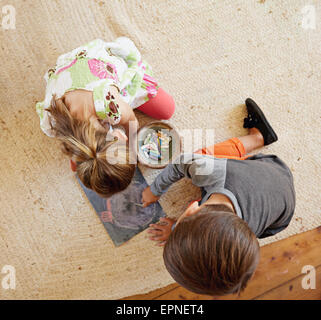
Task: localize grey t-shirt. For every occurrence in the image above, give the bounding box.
[150,153,296,238]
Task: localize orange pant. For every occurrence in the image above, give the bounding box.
[188,137,247,206]
[195,137,248,160]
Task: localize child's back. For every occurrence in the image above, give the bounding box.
[150,152,295,238]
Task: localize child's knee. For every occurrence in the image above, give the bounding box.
[158,90,175,120]
[137,87,176,120]
[162,96,175,120]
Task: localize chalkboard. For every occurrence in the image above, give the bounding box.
[76,168,165,246]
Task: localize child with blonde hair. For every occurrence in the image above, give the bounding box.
[36,37,175,196]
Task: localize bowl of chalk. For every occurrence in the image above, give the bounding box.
[137,121,182,169]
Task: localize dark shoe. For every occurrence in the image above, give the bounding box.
[243,98,278,146]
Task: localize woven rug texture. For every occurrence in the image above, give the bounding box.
[0,0,320,299]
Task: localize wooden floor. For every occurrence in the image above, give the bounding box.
[124,227,321,300]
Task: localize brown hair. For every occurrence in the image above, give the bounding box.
[163,206,260,297]
[45,95,136,197]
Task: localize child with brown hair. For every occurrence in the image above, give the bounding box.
[36,37,175,197]
[142,98,296,296]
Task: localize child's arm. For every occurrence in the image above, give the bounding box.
[151,154,196,195]
[142,186,160,208]
[142,153,209,206]
[105,37,141,66]
[108,85,139,137]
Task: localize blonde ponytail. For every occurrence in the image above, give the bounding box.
[45,95,136,197]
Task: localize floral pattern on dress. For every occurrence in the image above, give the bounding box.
[88,59,119,82]
[47,67,56,78]
[36,37,159,137]
[56,59,77,75]
[105,91,120,124]
[46,71,73,101]
[142,73,158,98]
[120,88,128,96]
[76,50,87,59]
[49,49,88,77]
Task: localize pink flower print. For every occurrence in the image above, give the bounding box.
[143,74,158,98]
[56,59,77,74]
[106,64,114,74]
[106,62,119,82]
[143,74,157,86]
[138,60,146,71]
[88,59,119,81]
[146,86,158,98]
[120,88,127,96]
[88,59,107,79]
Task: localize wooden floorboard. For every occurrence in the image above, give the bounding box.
[123,226,321,300]
[122,283,179,300]
[254,264,321,300]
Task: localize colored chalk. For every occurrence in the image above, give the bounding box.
[141,130,171,161]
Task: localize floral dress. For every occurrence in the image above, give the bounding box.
[36,37,159,137]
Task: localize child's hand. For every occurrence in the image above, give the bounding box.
[147,217,176,246]
[142,186,160,207]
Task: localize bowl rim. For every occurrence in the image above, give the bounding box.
[136,121,182,169]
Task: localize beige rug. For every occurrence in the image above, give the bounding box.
[0,0,320,299]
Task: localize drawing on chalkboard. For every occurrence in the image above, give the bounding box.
[76,168,165,246]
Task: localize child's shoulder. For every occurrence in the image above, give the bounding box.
[52,39,106,68]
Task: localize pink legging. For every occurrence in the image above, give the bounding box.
[136,87,175,120]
